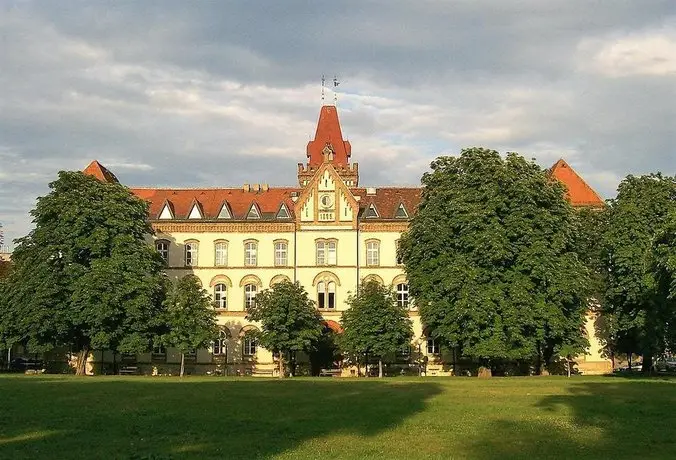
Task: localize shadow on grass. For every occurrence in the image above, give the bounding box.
[466,377,676,459]
[0,376,441,459]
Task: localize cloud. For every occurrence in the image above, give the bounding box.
[1,1,675,245]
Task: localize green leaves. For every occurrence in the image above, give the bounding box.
[401,148,589,364]
[340,280,413,359]
[245,281,323,356]
[162,275,217,354]
[0,171,168,355]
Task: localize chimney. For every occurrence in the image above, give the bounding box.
[243,183,250,192]
[366,187,377,196]
[252,184,260,192]
[262,183,269,192]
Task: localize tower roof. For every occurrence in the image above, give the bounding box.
[306,105,352,166]
[550,159,604,207]
[83,160,119,183]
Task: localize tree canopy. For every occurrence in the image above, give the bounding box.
[399,148,589,371]
[0,171,168,374]
[245,280,324,378]
[340,280,413,377]
[601,174,676,371]
[162,274,218,377]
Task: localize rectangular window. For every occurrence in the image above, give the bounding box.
[244,284,257,310]
[185,242,198,267]
[327,241,336,265]
[274,241,288,266]
[366,241,380,266]
[243,337,257,356]
[427,338,439,355]
[214,242,228,267]
[156,241,169,262]
[396,283,409,309]
[316,241,337,266]
[244,242,257,267]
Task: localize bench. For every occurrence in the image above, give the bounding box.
[252,368,275,377]
[119,366,139,375]
[319,368,341,377]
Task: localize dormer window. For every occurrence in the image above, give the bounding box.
[395,203,409,219]
[364,203,379,218]
[247,203,261,219]
[276,203,290,219]
[217,202,232,219]
[159,202,174,219]
[188,202,203,219]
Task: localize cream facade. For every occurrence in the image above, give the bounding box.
[80,104,611,376]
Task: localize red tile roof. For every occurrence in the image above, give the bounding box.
[83,160,119,183]
[307,105,352,167]
[353,187,422,220]
[550,159,604,207]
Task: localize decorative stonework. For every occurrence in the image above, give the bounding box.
[151,222,295,233]
[359,222,410,232]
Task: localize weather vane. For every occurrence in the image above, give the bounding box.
[333,76,340,105]
[321,75,326,102]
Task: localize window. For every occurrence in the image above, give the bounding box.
[243,335,257,356]
[184,242,199,267]
[246,204,261,219]
[214,242,228,267]
[394,203,409,218]
[364,203,379,218]
[244,283,257,309]
[152,345,166,363]
[244,241,257,267]
[316,241,337,266]
[396,283,409,309]
[427,337,439,355]
[213,330,228,356]
[317,281,336,309]
[156,240,169,262]
[274,241,288,266]
[276,204,290,219]
[213,283,227,309]
[366,241,380,266]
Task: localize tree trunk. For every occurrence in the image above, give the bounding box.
[278,352,285,379]
[75,346,89,376]
[642,350,653,376]
[567,357,571,378]
[180,353,185,378]
[378,359,383,378]
[535,342,542,375]
[628,353,633,372]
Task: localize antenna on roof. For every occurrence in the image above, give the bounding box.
[333,76,340,105]
[321,75,325,103]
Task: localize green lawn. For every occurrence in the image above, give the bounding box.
[0,375,675,459]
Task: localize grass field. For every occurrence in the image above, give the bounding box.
[1,375,675,459]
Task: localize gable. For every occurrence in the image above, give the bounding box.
[294,162,359,226]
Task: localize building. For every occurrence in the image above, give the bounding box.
[0,245,11,262]
[82,105,610,376]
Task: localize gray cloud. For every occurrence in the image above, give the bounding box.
[1,0,675,245]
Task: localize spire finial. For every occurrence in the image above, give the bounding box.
[321,75,325,103]
[333,76,340,105]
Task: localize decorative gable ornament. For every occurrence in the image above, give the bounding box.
[246,203,261,219]
[158,202,174,220]
[395,203,409,218]
[188,201,203,219]
[364,203,379,218]
[217,202,232,219]
[276,203,291,219]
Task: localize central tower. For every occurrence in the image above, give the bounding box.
[298,105,359,187]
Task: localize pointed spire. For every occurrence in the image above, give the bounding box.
[550,159,604,207]
[83,160,119,183]
[306,106,352,167]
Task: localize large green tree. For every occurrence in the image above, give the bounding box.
[400,148,589,374]
[0,171,167,374]
[602,174,676,373]
[340,280,413,378]
[246,280,324,378]
[162,275,218,377]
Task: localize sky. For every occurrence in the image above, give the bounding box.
[1,1,675,246]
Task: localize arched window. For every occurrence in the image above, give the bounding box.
[243,334,257,356]
[184,241,199,267]
[396,283,409,309]
[317,281,336,309]
[214,241,228,267]
[366,240,380,266]
[213,329,229,356]
[155,240,169,262]
[274,241,288,266]
[213,283,227,309]
[427,337,439,355]
[244,241,257,267]
[244,283,257,309]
